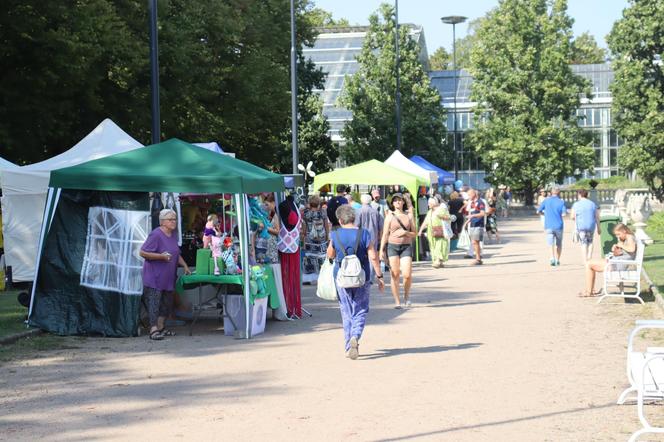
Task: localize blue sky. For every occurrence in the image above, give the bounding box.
[313,0,628,56]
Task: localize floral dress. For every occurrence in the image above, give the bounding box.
[302,208,328,282]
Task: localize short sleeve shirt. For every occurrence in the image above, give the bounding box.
[331,228,372,282]
[326,196,348,227]
[538,196,567,231]
[141,227,181,291]
[466,199,486,228]
[572,198,598,231]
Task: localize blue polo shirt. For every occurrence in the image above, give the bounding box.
[538,196,566,231]
[467,199,486,228]
[572,198,598,231]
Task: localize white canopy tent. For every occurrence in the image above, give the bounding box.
[0,156,19,174]
[0,119,143,282]
[384,150,438,186]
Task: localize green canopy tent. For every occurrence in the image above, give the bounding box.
[313,159,428,257]
[29,138,284,338]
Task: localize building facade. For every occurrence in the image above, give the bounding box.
[308,27,620,183]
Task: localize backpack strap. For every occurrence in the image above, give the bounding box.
[334,230,345,258]
[353,228,363,255]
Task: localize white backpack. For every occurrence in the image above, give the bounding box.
[334,229,366,289]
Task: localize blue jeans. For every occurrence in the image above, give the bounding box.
[337,282,371,351]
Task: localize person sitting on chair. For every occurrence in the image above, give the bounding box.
[579,223,637,297]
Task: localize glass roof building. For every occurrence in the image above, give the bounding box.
[429,62,621,181]
[305,26,429,143]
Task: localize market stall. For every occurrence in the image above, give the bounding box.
[28,138,284,338]
[312,159,428,258]
[384,150,438,186]
[409,155,455,186]
[1,119,142,282]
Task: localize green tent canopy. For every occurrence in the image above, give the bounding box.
[49,138,284,194]
[30,139,283,339]
[313,159,428,198]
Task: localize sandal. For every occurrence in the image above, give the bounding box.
[149,330,164,341]
[577,291,600,298]
[158,328,176,337]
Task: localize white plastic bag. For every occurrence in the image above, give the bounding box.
[457,229,471,250]
[316,259,338,301]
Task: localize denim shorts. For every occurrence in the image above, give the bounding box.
[469,227,484,242]
[387,242,412,258]
[546,229,563,246]
[577,229,594,245]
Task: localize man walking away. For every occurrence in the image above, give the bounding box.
[327,185,349,229]
[537,187,567,266]
[464,189,486,265]
[571,189,600,262]
[355,194,383,280]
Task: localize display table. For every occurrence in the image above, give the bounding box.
[175,267,280,335]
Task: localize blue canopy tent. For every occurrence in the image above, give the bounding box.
[410,156,455,185]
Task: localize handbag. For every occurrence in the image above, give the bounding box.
[316,258,338,301]
[429,211,445,238]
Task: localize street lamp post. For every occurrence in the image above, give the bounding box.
[441,15,467,181]
[149,0,160,144]
[290,0,299,175]
[395,0,401,151]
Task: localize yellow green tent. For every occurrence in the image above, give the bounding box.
[313,159,428,197]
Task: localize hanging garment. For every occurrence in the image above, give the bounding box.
[279,250,301,317]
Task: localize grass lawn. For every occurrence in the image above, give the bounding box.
[0,290,29,338]
[644,214,664,295]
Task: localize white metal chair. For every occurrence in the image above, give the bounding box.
[617,320,664,441]
[597,239,645,304]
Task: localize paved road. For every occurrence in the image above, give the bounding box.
[1,215,661,441]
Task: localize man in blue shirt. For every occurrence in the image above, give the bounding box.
[537,187,567,266]
[327,185,349,229]
[571,189,600,262]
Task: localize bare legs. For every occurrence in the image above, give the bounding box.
[581,242,594,262]
[388,255,413,307]
[583,258,606,296]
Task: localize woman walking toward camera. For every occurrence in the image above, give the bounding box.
[418,197,451,268]
[380,193,417,308]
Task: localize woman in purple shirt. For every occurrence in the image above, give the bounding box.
[140,209,191,340]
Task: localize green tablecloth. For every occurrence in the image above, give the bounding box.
[175,266,280,309]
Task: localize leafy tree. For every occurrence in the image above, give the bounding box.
[570,31,607,64]
[340,3,446,164]
[306,7,351,28]
[468,0,593,205]
[607,0,664,201]
[449,18,485,70]
[429,47,451,71]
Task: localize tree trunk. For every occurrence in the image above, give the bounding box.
[524,181,535,207]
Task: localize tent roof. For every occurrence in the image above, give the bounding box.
[385,150,437,185]
[49,138,284,194]
[0,156,18,170]
[22,119,143,172]
[312,159,427,197]
[410,155,455,185]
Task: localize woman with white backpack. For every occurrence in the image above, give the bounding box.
[326,204,384,360]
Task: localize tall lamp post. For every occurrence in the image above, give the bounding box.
[395,0,401,151]
[441,15,467,181]
[290,0,299,174]
[149,0,160,144]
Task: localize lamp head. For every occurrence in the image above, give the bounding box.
[441,15,467,25]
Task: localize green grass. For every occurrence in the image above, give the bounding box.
[568,176,651,190]
[0,290,29,338]
[644,212,664,295]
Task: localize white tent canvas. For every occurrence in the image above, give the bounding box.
[1,119,143,282]
[0,156,18,171]
[384,150,438,185]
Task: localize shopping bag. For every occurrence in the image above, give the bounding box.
[457,229,471,250]
[316,259,338,301]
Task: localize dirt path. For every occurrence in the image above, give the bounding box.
[1,215,661,441]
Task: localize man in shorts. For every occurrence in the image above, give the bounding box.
[571,189,600,262]
[326,185,349,229]
[464,189,486,265]
[537,187,567,266]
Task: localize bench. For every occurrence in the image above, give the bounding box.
[597,238,646,304]
[618,320,664,441]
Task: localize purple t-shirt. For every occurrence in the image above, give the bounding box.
[141,227,180,291]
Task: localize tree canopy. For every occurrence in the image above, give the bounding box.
[339,3,446,164]
[570,32,607,64]
[607,0,664,200]
[0,0,334,173]
[429,47,450,71]
[468,0,593,203]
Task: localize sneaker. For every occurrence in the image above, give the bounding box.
[405,299,412,307]
[554,259,560,266]
[348,337,359,360]
[550,258,556,266]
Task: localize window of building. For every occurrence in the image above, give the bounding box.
[609,148,618,167]
[595,149,603,168]
[80,207,151,295]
